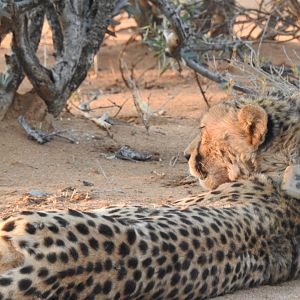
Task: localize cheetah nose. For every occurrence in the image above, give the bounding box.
[184,153,191,161]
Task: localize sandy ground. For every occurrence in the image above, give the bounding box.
[0,11,300,300]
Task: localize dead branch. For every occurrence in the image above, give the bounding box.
[119,35,153,134]
[18,116,76,144]
[18,116,52,144]
[120,59,151,133]
[183,50,258,95]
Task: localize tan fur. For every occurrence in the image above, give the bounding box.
[185,97,300,190]
[237,104,268,147]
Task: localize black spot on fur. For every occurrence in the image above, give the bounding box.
[83,212,97,218]
[198,254,207,265]
[68,209,84,218]
[179,241,189,251]
[21,211,34,215]
[79,242,89,256]
[59,252,69,263]
[54,216,69,227]
[25,223,36,234]
[20,266,34,274]
[225,263,232,275]
[44,237,54,247]
[38,268,49,278]
[45,275,57,285]
[190,268,199,280]
[142,258,152,268]
[94,261,103,273]
[171,273,181,286]
[93,283,102,294]
[35,253,44,261]
[69,247,79,261]
[98,224,114,238]
[216,250,225,262]
[104,258,113,271]
[18,279,32,291]
[0,277,12,286]
[124,280,136,295]
[133,270,142,281]
[48,223,59,234]
[103,280,112,294]
[119,242,130,257]
[67,231,78,242]
[56,239,65,247]
[75,223,90,235]
[128,257,138,269]
[103,241,114,254]
[2,221,15,232]
[144,281,155,292]
[127,229,137,245]
[89,238,99,251]
[117,266,127,281]
[37,212,47,217]
[47,252,57,263]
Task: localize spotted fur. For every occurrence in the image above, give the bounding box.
[0,175,300,299]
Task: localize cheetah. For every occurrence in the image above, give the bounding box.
[0,96,299,299]
[184,96,299,190]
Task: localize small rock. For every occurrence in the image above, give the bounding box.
[29,190,48,197]
[83,180,94,187]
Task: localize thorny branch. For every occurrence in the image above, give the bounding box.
[149,0,258,96]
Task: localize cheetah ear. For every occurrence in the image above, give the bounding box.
[238,104,268,148]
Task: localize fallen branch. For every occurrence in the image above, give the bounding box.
[18,116,52,144]
[18,116,76,144]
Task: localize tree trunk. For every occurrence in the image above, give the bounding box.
[0,0,117,118]
[0,6,44,120]
[11,0,117,116]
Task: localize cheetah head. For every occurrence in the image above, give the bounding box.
[185,102,269,190]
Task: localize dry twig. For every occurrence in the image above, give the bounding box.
[18,116,77,144]
[194,72,211,108]
[119,36,153,134]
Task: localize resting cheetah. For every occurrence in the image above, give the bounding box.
[0,97,299,299]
